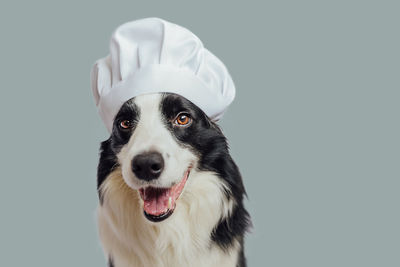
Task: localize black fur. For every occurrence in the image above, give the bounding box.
[160,94,250,255]
[97,101,140,204]
[97,93,250,266]
[108,256,114,267]
[237,242,247,267]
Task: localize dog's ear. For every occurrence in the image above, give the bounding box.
[91,56,112,106]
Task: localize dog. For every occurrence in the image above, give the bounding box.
[96,93,250,267]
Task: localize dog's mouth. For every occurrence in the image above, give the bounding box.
[138,168,190,222]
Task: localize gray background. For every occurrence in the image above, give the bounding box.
[0,0,399,266]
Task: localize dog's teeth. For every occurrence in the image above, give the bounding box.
[168,197,172,209]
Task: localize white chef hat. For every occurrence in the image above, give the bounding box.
[91,17,236,132]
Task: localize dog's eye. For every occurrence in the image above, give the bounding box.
[119,120,133,129]
[174,113,192,126]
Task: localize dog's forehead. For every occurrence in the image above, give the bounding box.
[133,94,163,114]
[131,93,198,119]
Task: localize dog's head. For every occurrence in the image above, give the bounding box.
[100,93,233,223]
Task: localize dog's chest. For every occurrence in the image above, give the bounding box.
[98,205,239,267]
[97,170,239,267]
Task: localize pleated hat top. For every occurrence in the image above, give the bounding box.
[91,17,236,132]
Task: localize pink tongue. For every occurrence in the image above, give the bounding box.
[140,170,189,216]
[142,188,172,216]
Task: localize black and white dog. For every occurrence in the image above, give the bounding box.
[96,93,250,267]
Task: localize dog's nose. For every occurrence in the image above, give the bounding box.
[131,152,164,181]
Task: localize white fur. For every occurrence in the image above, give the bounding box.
[97,94,238,266]
[97,168,237,267]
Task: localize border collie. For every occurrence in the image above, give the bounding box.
[96,93,250,267]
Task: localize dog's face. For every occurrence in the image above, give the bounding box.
[107,93,225,222]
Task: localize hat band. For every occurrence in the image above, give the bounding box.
[98,65,226,132]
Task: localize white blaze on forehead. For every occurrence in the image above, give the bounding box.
[117,93,197,189]
[129,94,168,153]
